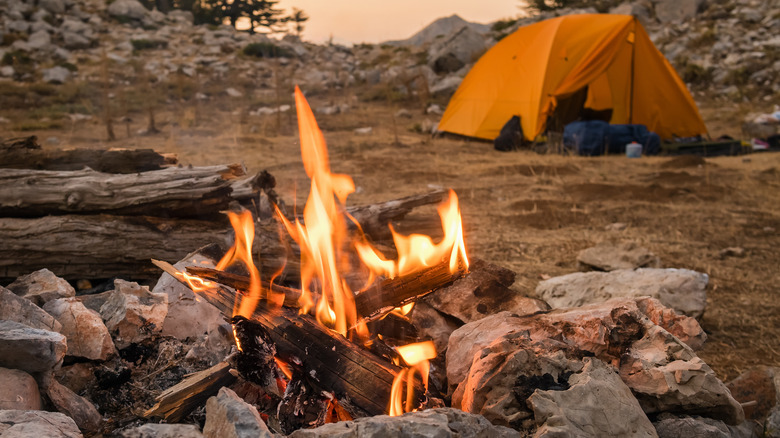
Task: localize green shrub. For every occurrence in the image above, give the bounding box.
[131,39,168,51]
[1,50,32,66]
[242,42,293,58]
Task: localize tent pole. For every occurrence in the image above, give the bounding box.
[629,17,636,124]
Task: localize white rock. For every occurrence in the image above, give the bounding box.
[576,241,661,271]
[204,387,273,438]
[354,127,373,135]
[119,423,204,437]
[535,268,708,318]
[99,279,168,349]
[428,25,487,74]
[226,87,242,97]
[107,0,149,21]
[0,410,82,438]
[7,268,75,306]
[44,298,116,361]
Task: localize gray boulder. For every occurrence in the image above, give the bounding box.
[428,25,487,74]
[653,0,706,23]
[27,30,53,51]
[203,387,273,438]
[107,0,149,21]
[287,408,519,438]
[39,0,66,15]
[42,66,72,84]
[0,320,67,373]
[0,410,82,437]
[7,268,75,306]
[0,286,62,332]
[653,413,758,438]
[535,268,708,318]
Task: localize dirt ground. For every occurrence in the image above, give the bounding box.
[3,91,779,383]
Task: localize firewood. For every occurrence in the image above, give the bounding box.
[184,262,466,322]
[199,287,424,417]
[0,164,245,218]
[0,215,290,282]
[0,138,177,173]
[143,361,237,422]
[346,189,446,239]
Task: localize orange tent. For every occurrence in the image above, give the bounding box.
[438,14,707,141]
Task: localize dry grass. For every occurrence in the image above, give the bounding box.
[1,84,778,382]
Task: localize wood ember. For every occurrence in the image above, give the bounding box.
[143,361,237,423]
[230,316,279,388]
[277,359,332,434]
[199,288,423,417]
[0,137,177,173]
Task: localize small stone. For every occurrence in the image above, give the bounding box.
[653,413,758,438]
[44,298,116,361]
[226,87,242,97]
[55,363,95,394]
[719,247,746,259]
[354,127,373,135]
[99,279,168,349]
[0,410,82,438]
[118,423,204,438]
[726,367,780,421]
[203,387,273,438]
[40,375,102,434]
[0,320,67,373]
[42,66,72,84]
[0,286,62,332]
[7,268,75,306]
[0,367,42,410]
[394,108,413,118]
[605,222,627,231]
[426,104,443,115]
[287,408,519,437]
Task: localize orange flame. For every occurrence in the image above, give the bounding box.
[356,189,469,279]
[174,271,215,293]
[276,86,360,338]
[389,340,436,416]
[216,210,263,318]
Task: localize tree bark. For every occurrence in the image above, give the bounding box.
[0,165,246,218]
[0,139,177,173]
[0,215,291,282]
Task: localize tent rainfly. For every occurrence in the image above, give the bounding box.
[438,14,708,141]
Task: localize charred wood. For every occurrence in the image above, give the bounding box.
[199,288,423,417]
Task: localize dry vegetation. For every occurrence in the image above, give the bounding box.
[1,81,779,383]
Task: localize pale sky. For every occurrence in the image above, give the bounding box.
[277,0,520,45]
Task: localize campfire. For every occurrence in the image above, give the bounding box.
[149,86,470,432]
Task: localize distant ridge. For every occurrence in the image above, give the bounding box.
[383,14,490,47]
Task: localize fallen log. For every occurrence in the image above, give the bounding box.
[0,137,177,173]
[0,164,245,218]
[0,215,291,282]
[199,287,423,417]
[144,361,236,422]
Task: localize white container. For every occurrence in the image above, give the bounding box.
[626,142,642,158]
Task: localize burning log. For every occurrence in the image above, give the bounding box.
[185,261,466,322]
[199,287,424,417]
[0,137,177,173]
[0,164,246,218]
[143,361,237,422]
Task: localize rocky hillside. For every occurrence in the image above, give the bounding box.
[0,0,776,136]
